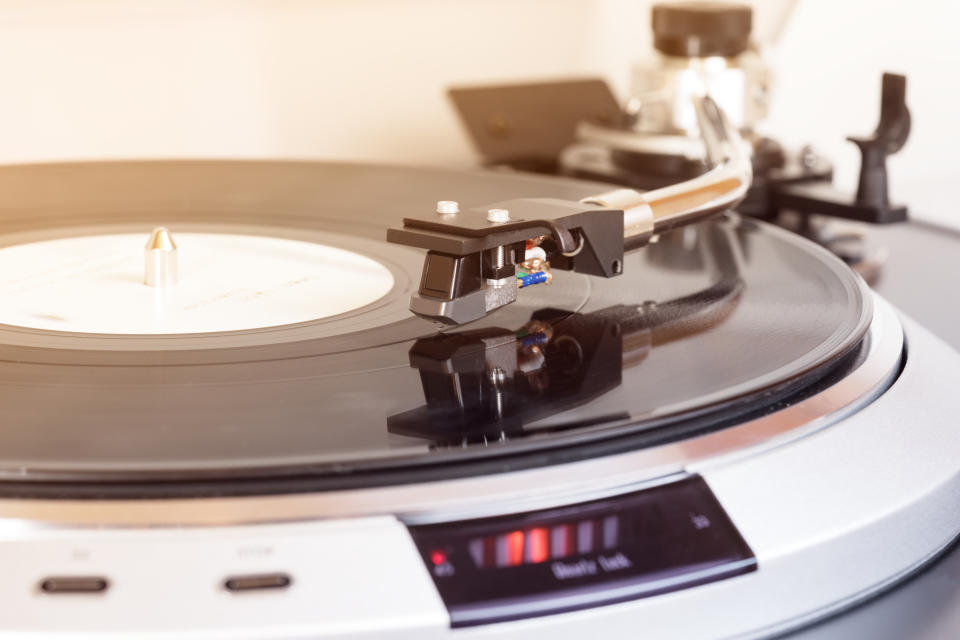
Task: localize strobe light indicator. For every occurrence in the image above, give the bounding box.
[408,476,756,626]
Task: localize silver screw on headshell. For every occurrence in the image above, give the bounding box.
[485,209,511,287]
[436,200,460,215]
[486,244,510,288]
[486,208,510,223]
[492,245,506,270]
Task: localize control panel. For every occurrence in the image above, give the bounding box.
[408,476,755,626]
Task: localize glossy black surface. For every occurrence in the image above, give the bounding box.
[0,162,870,487]
[409,475,755,626]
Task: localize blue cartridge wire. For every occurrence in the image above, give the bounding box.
[519,271,548,288]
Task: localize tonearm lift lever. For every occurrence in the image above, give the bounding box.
[386,95,752,325]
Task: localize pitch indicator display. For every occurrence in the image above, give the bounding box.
[408,475,755,626]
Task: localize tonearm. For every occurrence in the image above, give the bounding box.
[386,95,751,325]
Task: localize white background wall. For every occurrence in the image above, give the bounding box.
[0,0,956,225]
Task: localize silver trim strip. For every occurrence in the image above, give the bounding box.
[0,295,902,529]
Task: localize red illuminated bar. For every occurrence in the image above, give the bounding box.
[527,528,549,564]
[506,531,525,566]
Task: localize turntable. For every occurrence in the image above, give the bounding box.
[0,81,955,640]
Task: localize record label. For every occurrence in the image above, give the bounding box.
[0,232,394,334]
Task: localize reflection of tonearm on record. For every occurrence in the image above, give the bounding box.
[387,220,745,447]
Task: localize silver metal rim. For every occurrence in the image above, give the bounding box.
[0,295,902,529]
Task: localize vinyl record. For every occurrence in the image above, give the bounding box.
[0,161,871,494]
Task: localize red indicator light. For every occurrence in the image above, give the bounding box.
[506,530,525,567]
[430,550,447,566]
[528,527,549,563]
